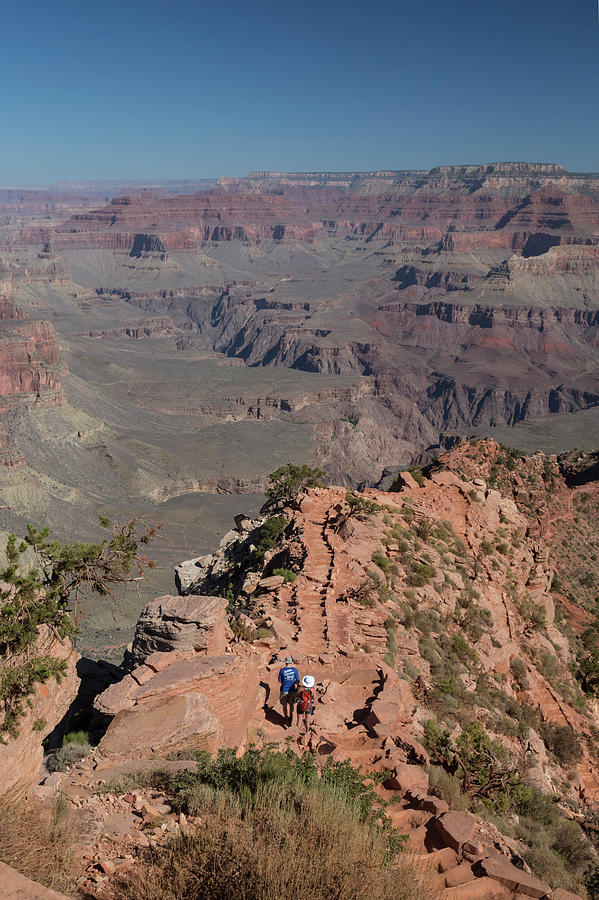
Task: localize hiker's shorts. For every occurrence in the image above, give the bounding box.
[280,690,294,706]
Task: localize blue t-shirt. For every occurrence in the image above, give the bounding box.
[278,666,299,693]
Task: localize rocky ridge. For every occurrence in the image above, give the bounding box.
[19,450,599,898]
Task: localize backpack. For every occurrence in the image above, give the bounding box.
[297,688,313,714]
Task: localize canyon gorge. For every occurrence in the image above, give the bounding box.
[2,163,599,652]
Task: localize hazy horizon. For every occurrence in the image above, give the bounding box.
[3,160,599,192]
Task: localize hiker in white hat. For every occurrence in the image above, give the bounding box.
[295,674,315,730]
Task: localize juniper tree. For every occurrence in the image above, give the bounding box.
[0,517,158,739]
[265,463,326,507]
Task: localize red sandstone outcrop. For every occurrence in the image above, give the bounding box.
[97,654,259,757]
[95,595,258,759]
[0,627,79,793]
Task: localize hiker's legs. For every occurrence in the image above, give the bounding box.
[280,692,290,723]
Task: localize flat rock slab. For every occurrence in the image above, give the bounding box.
[102,810,139,839]
[132,655,236,701]
[98,690,221,758]
[444,862,477,887]
[0,860,71,899]
[68,806,105,848]
[474,856,550,899]
[257,575,285,590]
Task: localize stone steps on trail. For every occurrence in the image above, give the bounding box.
[292,503,347,655]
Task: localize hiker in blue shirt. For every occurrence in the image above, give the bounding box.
[278,656,300,726]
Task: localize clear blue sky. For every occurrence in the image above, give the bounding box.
[1,0,598,183]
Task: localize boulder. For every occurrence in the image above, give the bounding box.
[174,555,212,593]
[474,856,550,898]
[94,673,138,715]
[408,792,449,816]
[444,863,477,887]
[433,810,477,852]
[394,471,421,491]
[219,529,240,549]
[127,594,228,665]
[552,890,584,900]
[384,763,429,795]
[97,691,222,757]
[257,575,285,591]
[391,726,430,765]
[234,514,253,532]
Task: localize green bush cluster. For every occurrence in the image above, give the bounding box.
[271,567,297,583]
[539,723,582,766]
[371,550,391,577]
[112,747,428,900]
[253,515,288,563]
[510,656,530,690]
[47,742,91,773]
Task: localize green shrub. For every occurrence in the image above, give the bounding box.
[63,728,89,746]
[427,766,469,811]
[401,504,415,523]
[97,770,172,795]
[510,657,530,691]
[407,562,436,587]
[383,618,397,668]
[480,539,494,555]
[47,742,90,773]
[540,724,582,766]
[271,567,296,583]
[519,596,547,630]
[253,516,287,562]
[231,619,258,642]
[372,551,390,577]
[451,634,478,666]
[344,492,380,521]
[422,719,453,762]
[415,518,433,540]
[407,466,424,487]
